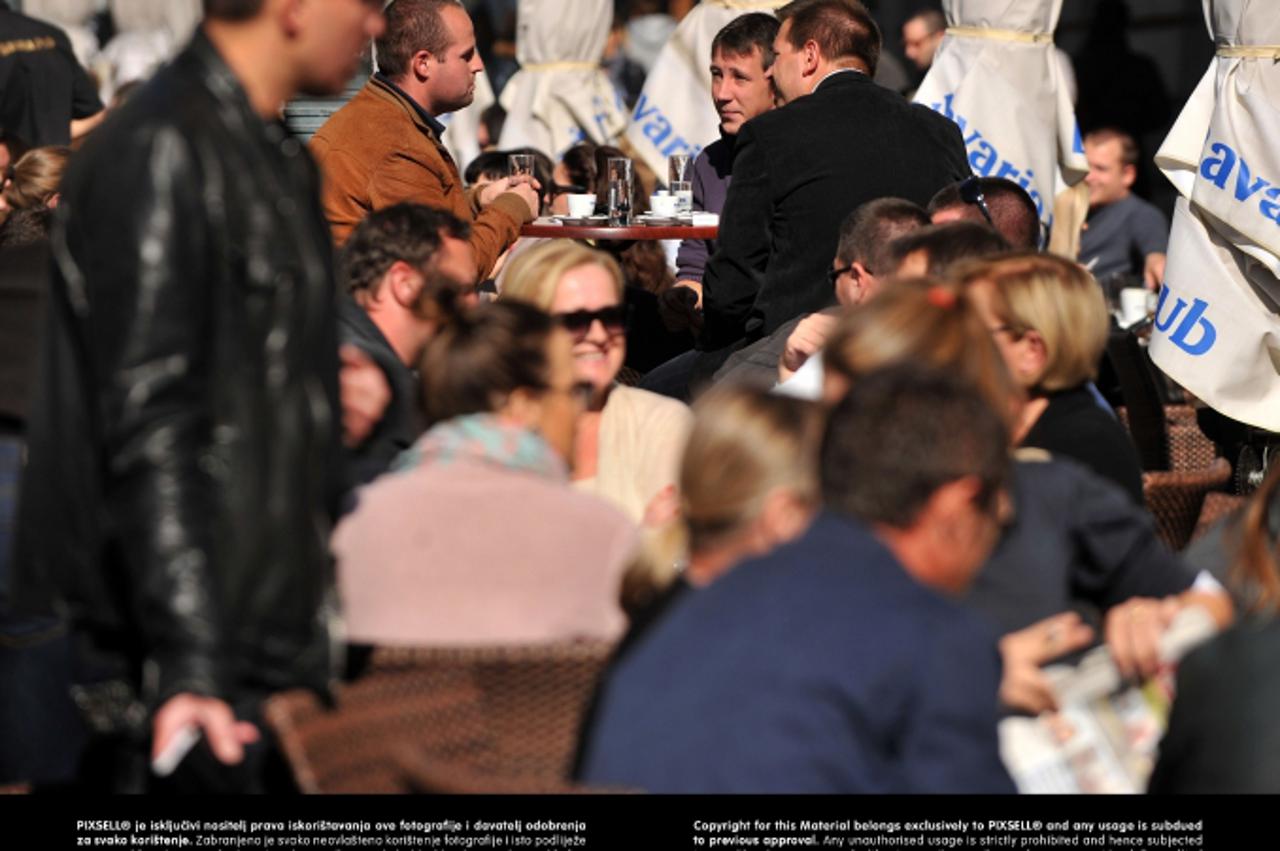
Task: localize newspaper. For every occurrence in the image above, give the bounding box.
[998,606,1218,794]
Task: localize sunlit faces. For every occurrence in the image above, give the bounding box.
[422,3,485,114]
[550,264,626,405]
[1083,137,1134,209]
[710,46,776,135]
[293,0,386,97]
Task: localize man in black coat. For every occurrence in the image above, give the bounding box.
[12,0,387,791]
[697,0,970,377]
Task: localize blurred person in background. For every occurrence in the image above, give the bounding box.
[1079,127,1167,291]
[0,2,104,153]
[901,7,944,73]
[333,301,636,646]
[0,145,70,226]
[501,241,692,525]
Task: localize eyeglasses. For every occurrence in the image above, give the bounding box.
[827,263,855,285]
[959,176,996,228]
[554,305,628,342]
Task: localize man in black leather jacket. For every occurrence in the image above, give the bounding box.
[12,0,386,791]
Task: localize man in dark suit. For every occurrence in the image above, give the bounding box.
[697,0,969,379]
[578,365,1016,793]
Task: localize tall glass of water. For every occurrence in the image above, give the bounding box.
[606,157,633,226]
[668,153,693,215]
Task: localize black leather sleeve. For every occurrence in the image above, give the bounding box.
[69,125,224,705]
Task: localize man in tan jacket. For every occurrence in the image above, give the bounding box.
[311,0,538,279]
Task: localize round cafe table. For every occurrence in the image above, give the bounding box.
[519,222,718,241]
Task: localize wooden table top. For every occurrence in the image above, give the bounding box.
[520,222,718,241]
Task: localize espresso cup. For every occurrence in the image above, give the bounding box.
[566,194,596,218]
[649,194,679,217]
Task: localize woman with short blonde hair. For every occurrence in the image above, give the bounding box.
[501,240,692,524]
[956,252,1142,502]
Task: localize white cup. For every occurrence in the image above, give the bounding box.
[649,194,678,217]
[1119,287,1148,327]
[566,194,596,218]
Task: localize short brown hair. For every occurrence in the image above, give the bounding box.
[777,0,880,75]
[1085,127,1140,168]
[377,0,463,78]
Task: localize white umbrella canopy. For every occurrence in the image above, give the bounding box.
[623,0,784,182]
[1150,0,1280,431]
[914,0,1086,239]
[21,0,99,66]
[496,0,627,158]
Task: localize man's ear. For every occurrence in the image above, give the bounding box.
[412,49,434,82]
[850,261,878,303]
[386,261,425,309]
[1122,163,1137,189]
[803,39,821,74]
[277,0,304,38]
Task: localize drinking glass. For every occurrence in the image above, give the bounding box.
[606,157,633,226]
[668,153,692,185]
[508,153,535,177]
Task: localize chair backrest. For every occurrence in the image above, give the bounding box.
[1143,458,1233,551]
[1191,492,1247,544]
[264,640,613,794]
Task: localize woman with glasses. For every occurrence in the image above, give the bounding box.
[501,241,693,525]
[959,252,1144,504]
[331,301,636,646]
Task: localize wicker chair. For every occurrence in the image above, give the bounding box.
[1117,404,1220,474]
[264,641,613,794]
[1143,458,1232,551]
[1191,492,1247,543]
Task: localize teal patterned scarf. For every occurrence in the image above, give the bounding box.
[393,413,567,481]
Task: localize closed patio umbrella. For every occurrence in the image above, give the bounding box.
[623,0,783,182]
[1150,0,1280,431]
[914,0,1087,251]
[496,0,626,158]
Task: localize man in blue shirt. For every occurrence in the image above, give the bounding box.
[579,365,1016,793]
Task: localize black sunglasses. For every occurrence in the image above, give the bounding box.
[554,305,629,341]
[959,176,996,228]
